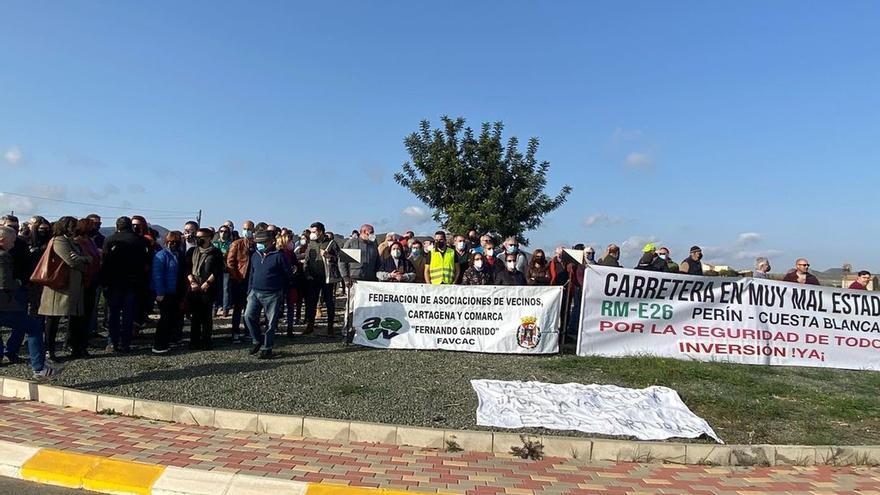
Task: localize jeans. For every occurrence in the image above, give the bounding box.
[244,289,282,350]
[216,273,232,311]
[106,287,136,351]
[3,286,30,357]
[229,279,248,338]
[0,290,46,371]
[566,287,583,338]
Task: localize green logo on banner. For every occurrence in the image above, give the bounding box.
[361,317,403,340]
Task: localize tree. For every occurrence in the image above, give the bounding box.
[394,116,572,244]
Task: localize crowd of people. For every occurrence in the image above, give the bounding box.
[0,213,869,380]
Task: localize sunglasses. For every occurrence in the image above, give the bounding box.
[797,263,810,267]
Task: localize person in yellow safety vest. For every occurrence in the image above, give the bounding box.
[424,231,459,285]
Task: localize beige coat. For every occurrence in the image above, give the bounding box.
[38,236,91,317]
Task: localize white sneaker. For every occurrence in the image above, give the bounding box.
[33,365,61,381]
[151,347,169,354]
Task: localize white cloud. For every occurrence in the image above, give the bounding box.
[584,213,622,228]
[626,152,654,168]
[401,206,430,225]
[4,146,22,166]
[737,232,761,245]
[610,128,643,147]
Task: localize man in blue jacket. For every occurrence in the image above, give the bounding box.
[151,231,182,354]
[245,229,292,359]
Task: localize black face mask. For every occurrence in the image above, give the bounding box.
[197,238,211,248]
[435,241,446,250]
[168,242,181,251]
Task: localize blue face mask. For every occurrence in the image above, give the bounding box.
[256,243,266,252]
[506,245,518,254]
[411,248,422,257]
[243,230,254,239]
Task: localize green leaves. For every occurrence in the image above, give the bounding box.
[394,116,572,243]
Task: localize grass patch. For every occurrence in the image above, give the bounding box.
[331,382,382,397]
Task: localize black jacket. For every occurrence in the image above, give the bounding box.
[102,231,152,289]
[184,246,225,301]
[495,269,527,286]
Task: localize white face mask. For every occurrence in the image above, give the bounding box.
[456,241,465,250]
[506,261,516,271]
[474,260,484,270]
[425,245,433,253]
[391,250,401,259]
[485,248,494,257]
[367,233,376,242]
[309,232,318,241]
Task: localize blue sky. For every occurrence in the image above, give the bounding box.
[1,1,877,271]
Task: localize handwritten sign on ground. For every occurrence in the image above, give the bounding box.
[352,282,562,354]
[578,265,880,371]
[471,379,722,443]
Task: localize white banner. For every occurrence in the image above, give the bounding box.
[472,379,722,443]
[352,282,562,354]
[578,265,880,371]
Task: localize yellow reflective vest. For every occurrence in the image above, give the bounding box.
[428,249,456,285]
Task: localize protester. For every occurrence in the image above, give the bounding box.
[453,234,470,283]
[377,232,397,260]
[582,245,597,265]
[68,218,101,359]
[302,222,339,336]
[276,231,303,335]
[340,224,381,286]
[849,270,872,290]
[658,247,678,273]
[598,244,621,267]
[495,252,527,286]
[680,246,704,275]
[226,220,255,343]
[184,228,224,350]
[782,258,820,285]
[102,217,151,353]
[151,231,183,354]
[86,214,105,251]
[461,252,493,285]
[0,226,58,379]
[496,236,528,273]
[526,249,551,285]
[377,241,415,282]
[38,217,92,362]
[408,240,427,284]
[0,215,34,363]
[635,243,666,272]
[245,229,292,359]
[213,224,234,317]
[182,221,199,253]
[753,257,771,279]
[425,231,458,285]
[549,247,569,286]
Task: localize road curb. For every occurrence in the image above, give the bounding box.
[3,376,880,466]
[0,439,433,495]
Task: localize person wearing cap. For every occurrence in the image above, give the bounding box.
[680,246,704,275]
[782,258,820,285]
[598,244,621,267]
[244,229,292,359]
[635,243,666,271]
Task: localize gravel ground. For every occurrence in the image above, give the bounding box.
[0,307,551,433]
[2,300,878,445]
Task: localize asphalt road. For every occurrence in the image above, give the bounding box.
[0,477,83,494]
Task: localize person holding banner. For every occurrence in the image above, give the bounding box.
[461,252,493,285]
[408,240,427,284]
[782,258,820,285]
[377,242,415,283]
[597,244,621,267]
[425,231,459,285]
[495,252,527,286]
[679,246,704,275]
[849,271,871,290]
[753,257,771,279]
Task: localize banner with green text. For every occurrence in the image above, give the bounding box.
[352,282,562,354]
[577,265,880,371]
